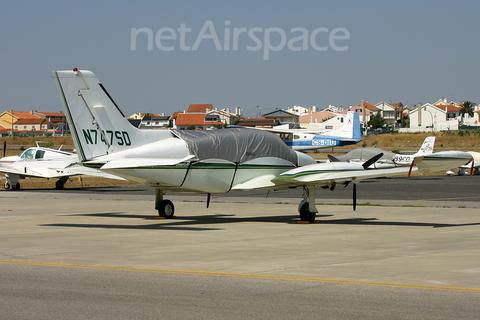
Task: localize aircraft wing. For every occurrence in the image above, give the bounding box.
[0,159,80,179]
[0,159,126,180]
[232,151,472,191]
[459,151,480,169]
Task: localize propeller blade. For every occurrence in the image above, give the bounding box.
[3,141,5,158]
[327,154,341,162]
[362,153,384,169]
[353,184,357,211]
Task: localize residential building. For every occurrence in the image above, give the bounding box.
[175,113,223,130]
[286,105,312,116]
[298,110,338,127]
[171,104,241,130]
[262,109,299,127]
[140,114,170,129]
[404,103,460,132]
[187,104,212,113]
[0,110,63,135]
[236,118,280,128]
[374,102,398,125]
[342,104,374,124]
[13,117,47,132]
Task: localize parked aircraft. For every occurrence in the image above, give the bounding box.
[53,69,472,222]
[328,137,436,169]
[264,112,362,151]
[448,151,480,175]
[0,143,124,190]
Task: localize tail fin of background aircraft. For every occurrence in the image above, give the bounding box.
[414,136,435,157]
[323,111,361,141]
[53,69,172,161]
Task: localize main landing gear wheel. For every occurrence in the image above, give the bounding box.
[299,202,316,223]
[11,182,20,190]
[157,200,175,219]
[55,180,65,190]
[4,181,10,190]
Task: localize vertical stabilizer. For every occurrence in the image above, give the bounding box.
[53,69,172,161]
[324,111,361,140]
[414,136,435,156]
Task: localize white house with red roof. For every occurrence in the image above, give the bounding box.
[403,103,460,132]
[172,105,241,130]
[0,110,65,135]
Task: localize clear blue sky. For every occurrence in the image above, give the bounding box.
[1,0,479,118]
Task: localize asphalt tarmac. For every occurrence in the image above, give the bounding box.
[1,175,480,318]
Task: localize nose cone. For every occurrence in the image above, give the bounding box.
[0,156,19,167]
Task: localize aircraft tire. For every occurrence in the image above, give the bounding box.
[299,202,316,223]
[4,181,10,190]
[11,182,20,190]
[158,200,175,219]
[55,180,65,190]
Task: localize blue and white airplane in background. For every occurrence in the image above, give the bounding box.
[259,111,362,151]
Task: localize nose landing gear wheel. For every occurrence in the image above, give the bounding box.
[4,181,11,190]
[55,180,65,190]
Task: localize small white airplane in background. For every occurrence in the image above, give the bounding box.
[328,136,436,169]
[53,69,472,223]
[262,112,362,151]
[0,142,124,190]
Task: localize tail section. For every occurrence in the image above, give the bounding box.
[414,136,435,157]
[53,69,171,161]
[393,136,435,166]
[323,111,361,141]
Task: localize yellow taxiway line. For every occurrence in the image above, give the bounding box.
[1,259,479,293]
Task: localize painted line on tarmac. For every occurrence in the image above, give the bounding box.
[1,259,479,293]
[376,196,480,204]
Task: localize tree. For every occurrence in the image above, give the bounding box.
[401,115,410,128]
[460,101,475,118]
[368,113,385,129]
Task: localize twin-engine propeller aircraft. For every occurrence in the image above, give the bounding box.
[53,69,472,222]
[0,142,124,190]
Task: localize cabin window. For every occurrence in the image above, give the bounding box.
[20,149,35,159]
[35,150,45,159]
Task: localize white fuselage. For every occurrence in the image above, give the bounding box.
[89,139,315,193]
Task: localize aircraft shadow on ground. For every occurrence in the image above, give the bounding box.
[319,217,480,228]
[42,212,480,230]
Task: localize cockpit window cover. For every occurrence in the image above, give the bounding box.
[173,128,298,165]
